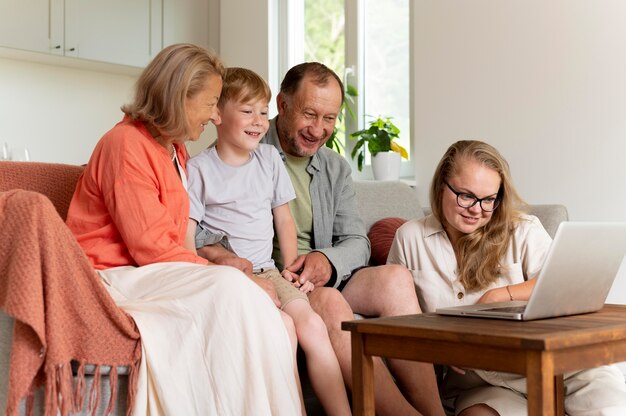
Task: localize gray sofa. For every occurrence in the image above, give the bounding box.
[0,175,569,415]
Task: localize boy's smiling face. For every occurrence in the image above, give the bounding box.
[216,97,270,156]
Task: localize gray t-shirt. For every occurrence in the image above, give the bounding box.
[187,144,296,269]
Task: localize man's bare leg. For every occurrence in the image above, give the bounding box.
[342,265,445,416]
[309,287,420,416]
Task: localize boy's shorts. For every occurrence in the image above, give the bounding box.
[255,268,308,309]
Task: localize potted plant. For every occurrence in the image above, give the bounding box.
[350,116,408,180]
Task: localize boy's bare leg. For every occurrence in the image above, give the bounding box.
[279,310,306,416]
[284,299,351,416]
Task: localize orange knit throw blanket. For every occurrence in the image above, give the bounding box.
[0,190,141,415]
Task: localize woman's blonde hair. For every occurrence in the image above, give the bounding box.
[122,43,225,139]
[218,67,271,108]
[430,140,526,291]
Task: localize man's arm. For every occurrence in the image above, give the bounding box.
[289,153,370,289]
[312,160,370,288]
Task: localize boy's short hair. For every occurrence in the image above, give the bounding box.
[218,67,271,108]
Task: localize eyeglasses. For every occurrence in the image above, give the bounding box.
[445,181,500,212]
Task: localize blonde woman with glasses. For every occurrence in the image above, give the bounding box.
[388,140,626,416]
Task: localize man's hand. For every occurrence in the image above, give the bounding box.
[250,275,281,308]
[285,251,332,288]
[197,245,253,277]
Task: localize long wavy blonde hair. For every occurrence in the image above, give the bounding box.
[430,140,526,291]
[122,43,225,139]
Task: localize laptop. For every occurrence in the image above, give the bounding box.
[436,222,626,321]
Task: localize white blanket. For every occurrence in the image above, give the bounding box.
[99,262,301,415]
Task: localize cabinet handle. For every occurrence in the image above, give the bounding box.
[52,45,61,49]
[67,47,76,52]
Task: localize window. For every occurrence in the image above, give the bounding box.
[279,0,412,178]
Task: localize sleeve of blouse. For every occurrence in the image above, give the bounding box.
[100,138,207,266]
[520,215,553,280]
[387,222,412,268]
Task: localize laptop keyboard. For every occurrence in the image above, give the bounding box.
[484,305,526,314]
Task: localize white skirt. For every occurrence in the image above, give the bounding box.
[98,262,301,416]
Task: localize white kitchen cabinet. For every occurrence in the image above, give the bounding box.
[162,0,211,49]
[0,0,162,68]
[0,0,63,56]
[64,0,162,67]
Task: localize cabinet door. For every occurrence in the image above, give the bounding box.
[64,0,160,67]
[162,0,210,49]
[0,0,63,55]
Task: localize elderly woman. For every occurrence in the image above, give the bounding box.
[388,140,626,416]
[66,44,301,415]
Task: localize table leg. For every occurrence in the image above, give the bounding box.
[554,374,565,416]
[526,351,555,416]
[351,332,375,416]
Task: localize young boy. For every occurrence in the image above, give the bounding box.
[186,68,350,416]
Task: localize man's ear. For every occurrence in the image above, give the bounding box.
[276,93,287,114]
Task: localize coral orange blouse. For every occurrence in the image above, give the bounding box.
[67,116,208,270]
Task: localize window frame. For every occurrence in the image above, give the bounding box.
[273,0,415,180]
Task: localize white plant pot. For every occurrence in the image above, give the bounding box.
[371,151,401,181]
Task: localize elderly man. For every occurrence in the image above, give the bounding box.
[195,62,444,415]
[261,62,445,416]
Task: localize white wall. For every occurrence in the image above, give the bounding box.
[411,3,626,375]
[411,0,626,222]
[0,55,136,164]
[217,0,270,80]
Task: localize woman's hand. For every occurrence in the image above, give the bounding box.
[197,245,253,277]
[477,280,535,304]
[476,287,510,304]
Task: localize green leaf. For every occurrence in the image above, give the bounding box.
[346,84,358,97]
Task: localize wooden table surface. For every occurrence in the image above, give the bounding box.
[342,304,626,416]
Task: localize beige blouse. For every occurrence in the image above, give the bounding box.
[387,214,552,313]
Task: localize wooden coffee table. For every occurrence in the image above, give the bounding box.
[342,304,626,416]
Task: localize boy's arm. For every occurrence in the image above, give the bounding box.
[185,219,199,253]
[272,203,297,269]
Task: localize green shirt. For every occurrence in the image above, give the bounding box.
[264,117,370,288]
[272,153,313,270]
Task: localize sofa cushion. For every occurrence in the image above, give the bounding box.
[368,217,407,265]
[353,180,424,232]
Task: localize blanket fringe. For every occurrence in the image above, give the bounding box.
[87,365,102,416]
[104,366,117,416]
[22,360,138,416]
[126,360,139,416]
[73,361,87,410]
